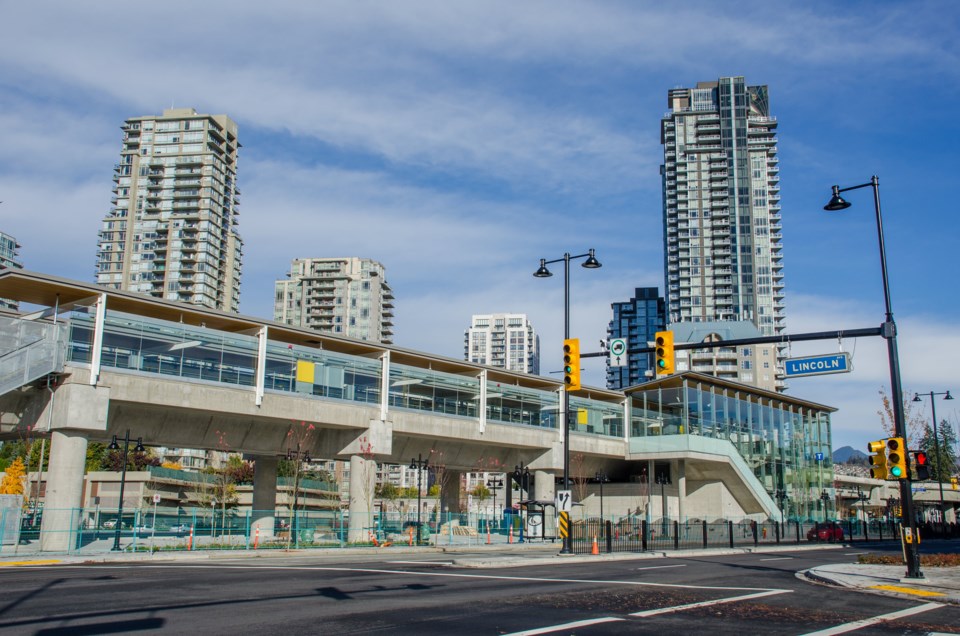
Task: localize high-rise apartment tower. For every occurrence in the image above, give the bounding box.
[464,313,540,374]
[660,77,785,390]
[274,257,394,344]
[96,108,242,312]
[606,288,665,390]
[0,231,23,310]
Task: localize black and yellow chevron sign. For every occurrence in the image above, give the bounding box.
[558,511,569,539]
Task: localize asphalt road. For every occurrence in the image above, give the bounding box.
[1,547,958,635]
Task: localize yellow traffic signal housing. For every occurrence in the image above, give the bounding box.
[563,338,581,391]
[886,437,908,479]
[655,331,675,376]
[867,439,888,479]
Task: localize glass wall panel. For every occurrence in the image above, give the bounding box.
[569,397,622,437]
[267,344,381,404]
[389,363,480,418]
[486,383,558,428]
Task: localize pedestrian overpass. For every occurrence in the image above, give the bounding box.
[0,270,786,551]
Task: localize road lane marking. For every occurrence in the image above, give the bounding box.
[636,564,687,571]
[869,584,945,598]
[800,602,944,636]
[759,557,793,561]
[844,552,867,556]
[387,561,454,566]
[503,617,624,635]
[629,589,791,617]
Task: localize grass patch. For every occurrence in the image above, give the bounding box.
[858,553,960,567]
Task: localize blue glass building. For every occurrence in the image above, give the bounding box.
[606,287,665,390]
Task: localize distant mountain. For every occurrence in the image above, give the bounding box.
[833,446,868,463]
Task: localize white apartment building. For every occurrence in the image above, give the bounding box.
[661,77,786,391]
[274,257,394,344]
[95,108,243,313]
[464,314,540,374]
[0,231,22,311]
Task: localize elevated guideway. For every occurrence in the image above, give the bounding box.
[0,270,792,551]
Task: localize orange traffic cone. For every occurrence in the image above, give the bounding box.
[254,526,260,550]
[187,526,194,551]
[486,520,491,545]
[509,525,514,544]
[591,535,599,555]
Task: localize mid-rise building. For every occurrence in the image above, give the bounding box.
[660,77,785,391]
[670,321,779,389]
[464,313,540,374]
[96,108,243,313]
[0,231,23,310]
[274,257,394,344]
[606,288,666,389]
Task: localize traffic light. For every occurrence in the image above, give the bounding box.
[867,439,888,480]
[886,437,908,479]
[911,450,930,481]
[654,330,674,376]
[952,477,958,491]
[563,338,581,391]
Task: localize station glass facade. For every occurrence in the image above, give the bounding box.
[627,373,834,521]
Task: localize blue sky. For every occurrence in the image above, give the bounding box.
[1,1,958,451]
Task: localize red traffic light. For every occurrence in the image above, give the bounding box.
[914,451,928,466]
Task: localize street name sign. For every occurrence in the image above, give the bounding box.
[784,352,852,378]
[609,338,627,367]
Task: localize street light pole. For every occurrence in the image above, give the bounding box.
[534,248,601,555]
[409,454,428,546]
[825,176,921,578]
[913,391,954,521]
[108,430,144,552]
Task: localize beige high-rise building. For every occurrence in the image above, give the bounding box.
[96,108,243,313]
[464,313,540,374]
[274,257,394,344]
[661,77,786,391]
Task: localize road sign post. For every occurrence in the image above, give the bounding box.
[608,338,627,367]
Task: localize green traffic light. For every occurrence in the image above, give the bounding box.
[657,360,666,368]
[564,366,573,373]
[890,466,903,477]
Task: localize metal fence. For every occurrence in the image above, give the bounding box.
[567,517,956,554]
[3,508,957,555]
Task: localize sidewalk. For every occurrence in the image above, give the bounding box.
[803,563,960,605]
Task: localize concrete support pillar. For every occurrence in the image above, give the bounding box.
[40,430,88,552]
[533,470,555,503]
[347,454,376,543]
[251,456,278,537]
[441,470,462,517]
[534,470,556,537]
[677,459,687,522]
[505,474,514,510]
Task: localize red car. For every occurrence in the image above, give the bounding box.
[807,524,844,541]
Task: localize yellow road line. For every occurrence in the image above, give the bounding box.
[0,559,63,567]
[869,584,945,597]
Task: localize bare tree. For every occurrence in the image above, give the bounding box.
[877,387,926,443]
[570,452,590,506]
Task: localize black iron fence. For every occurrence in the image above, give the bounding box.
[569,518,919,555]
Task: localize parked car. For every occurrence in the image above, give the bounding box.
[134,525,154,534]
[807,523,844,542]
[169,524,191,534]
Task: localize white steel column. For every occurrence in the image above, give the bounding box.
[89,292,107,386]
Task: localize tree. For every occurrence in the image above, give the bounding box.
[570,452,590,506]
[0,457,27,499]
[877,387,926,443]
[103,446,160,472]
[917,421,958,482]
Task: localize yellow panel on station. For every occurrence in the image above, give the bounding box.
[295,360,315,384]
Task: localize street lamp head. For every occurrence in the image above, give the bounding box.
[945,391,954,401]
[533,259,552,278]
[824,186,852,211]
[581,248,601,269]
[913,393,922,402]
[108,435,119,451]
[134,438,145,453]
